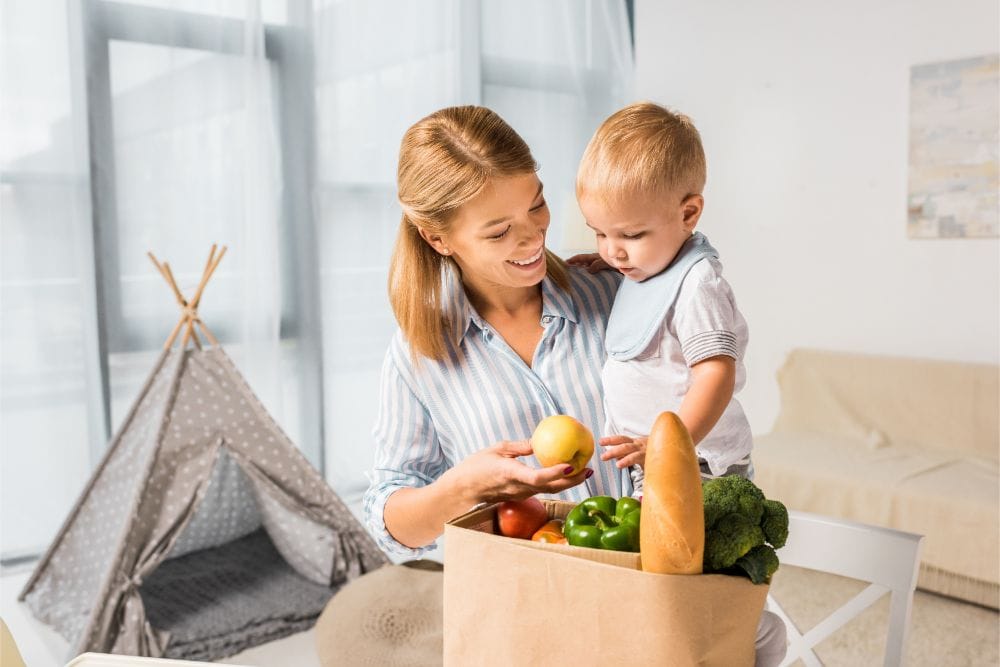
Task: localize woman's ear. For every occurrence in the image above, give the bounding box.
[417,228,452,256]
[680,194,704,232]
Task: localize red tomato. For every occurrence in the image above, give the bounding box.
[496,497,549,539]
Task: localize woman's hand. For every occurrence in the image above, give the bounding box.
[447,439,593,505]
[383,439,592,550]
[599,434,647,469]
[566,252,611,273]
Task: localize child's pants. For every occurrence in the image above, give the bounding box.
[755,610,787,667]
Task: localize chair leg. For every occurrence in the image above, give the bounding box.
[767,594,824,666]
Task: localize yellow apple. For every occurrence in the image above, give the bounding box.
[531,415,595,475]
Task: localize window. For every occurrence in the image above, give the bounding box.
[0,0,633,561]
[0,0,323,561]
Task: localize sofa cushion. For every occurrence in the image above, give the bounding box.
[754,430,999,587]
[771,349,998,460]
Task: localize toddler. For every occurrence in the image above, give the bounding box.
[573,102,786,667]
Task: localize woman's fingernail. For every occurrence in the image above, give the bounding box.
[563,466,575,475]
[585,469,594,479]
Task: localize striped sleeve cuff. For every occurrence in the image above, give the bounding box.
[363,481,438,558]
[681,330,738,366]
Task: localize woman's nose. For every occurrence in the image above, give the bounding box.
[518,219,546,243]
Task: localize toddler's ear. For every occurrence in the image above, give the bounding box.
[681,194,704,231]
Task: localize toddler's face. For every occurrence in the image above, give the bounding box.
[579,192,700,282]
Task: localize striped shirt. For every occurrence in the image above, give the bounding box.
[364,266,624,556]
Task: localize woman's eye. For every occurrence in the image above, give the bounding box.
[488,225,511,240]
[530,199,548,212]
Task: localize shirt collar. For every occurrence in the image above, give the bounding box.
[447,268,579,347]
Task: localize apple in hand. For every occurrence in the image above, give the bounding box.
[497,497,549,539]
[531,415,595,476]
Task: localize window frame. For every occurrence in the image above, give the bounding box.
[73,0,325,470]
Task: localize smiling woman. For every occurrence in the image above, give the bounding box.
[363,105,626,557]
[420,173,551,308]
[389,106,571,364]
[426,173,552,367]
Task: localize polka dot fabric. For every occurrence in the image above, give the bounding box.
[22,349,184,645]
[165,448,261,559]
[20,347,389,659]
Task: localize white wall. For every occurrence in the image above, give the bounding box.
[635,0,1000,433]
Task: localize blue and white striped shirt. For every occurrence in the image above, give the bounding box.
[364,266,624,556]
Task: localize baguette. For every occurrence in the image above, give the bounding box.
[640,411,704,574]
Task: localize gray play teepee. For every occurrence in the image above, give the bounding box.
[19,246,388,661]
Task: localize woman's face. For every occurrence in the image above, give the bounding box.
[437,172,550,295]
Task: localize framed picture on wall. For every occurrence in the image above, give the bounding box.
[907,53,998,239]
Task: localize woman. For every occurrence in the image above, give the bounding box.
[363,106,623,556]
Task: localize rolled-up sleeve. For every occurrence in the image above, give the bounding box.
[363,344,447,558]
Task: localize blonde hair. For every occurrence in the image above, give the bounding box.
[576,102,706,204]
[390,105,569,362]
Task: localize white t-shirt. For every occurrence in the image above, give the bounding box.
[602,256,752,485]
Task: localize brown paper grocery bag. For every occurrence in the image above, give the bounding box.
[443,501,768,667]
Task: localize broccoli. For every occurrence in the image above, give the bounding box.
[703,513,765,571]
[702,475,765,527]
[761,499,789,549]
[701,475,790,583]
[735,544,780,584]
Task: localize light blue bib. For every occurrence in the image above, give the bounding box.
[605,232,718,361]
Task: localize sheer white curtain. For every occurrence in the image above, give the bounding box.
[99,2,285,422]
[311,0,634,503]
[481,0,635,254]
[0,0,633,558]
[1,0,94,560]
[310,0,468,506]
[0,0,288,558]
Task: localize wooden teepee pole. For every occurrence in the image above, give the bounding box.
[147,252,191,350]
[164,261,201,349]
[148,245,227,350]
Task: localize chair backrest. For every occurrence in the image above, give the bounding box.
[768,510,924,667]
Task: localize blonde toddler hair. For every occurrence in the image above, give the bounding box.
[576,101,706,204]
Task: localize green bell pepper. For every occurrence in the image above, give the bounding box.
[563,496,641,552]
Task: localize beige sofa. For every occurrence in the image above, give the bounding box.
[753,348,999,608]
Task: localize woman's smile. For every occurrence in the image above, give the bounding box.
[507,246,544,269]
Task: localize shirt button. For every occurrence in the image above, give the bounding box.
[541,316,553,324]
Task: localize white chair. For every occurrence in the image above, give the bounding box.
[768,510,924,666]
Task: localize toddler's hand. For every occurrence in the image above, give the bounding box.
[566,252,610,273]
[599,435,647,469]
